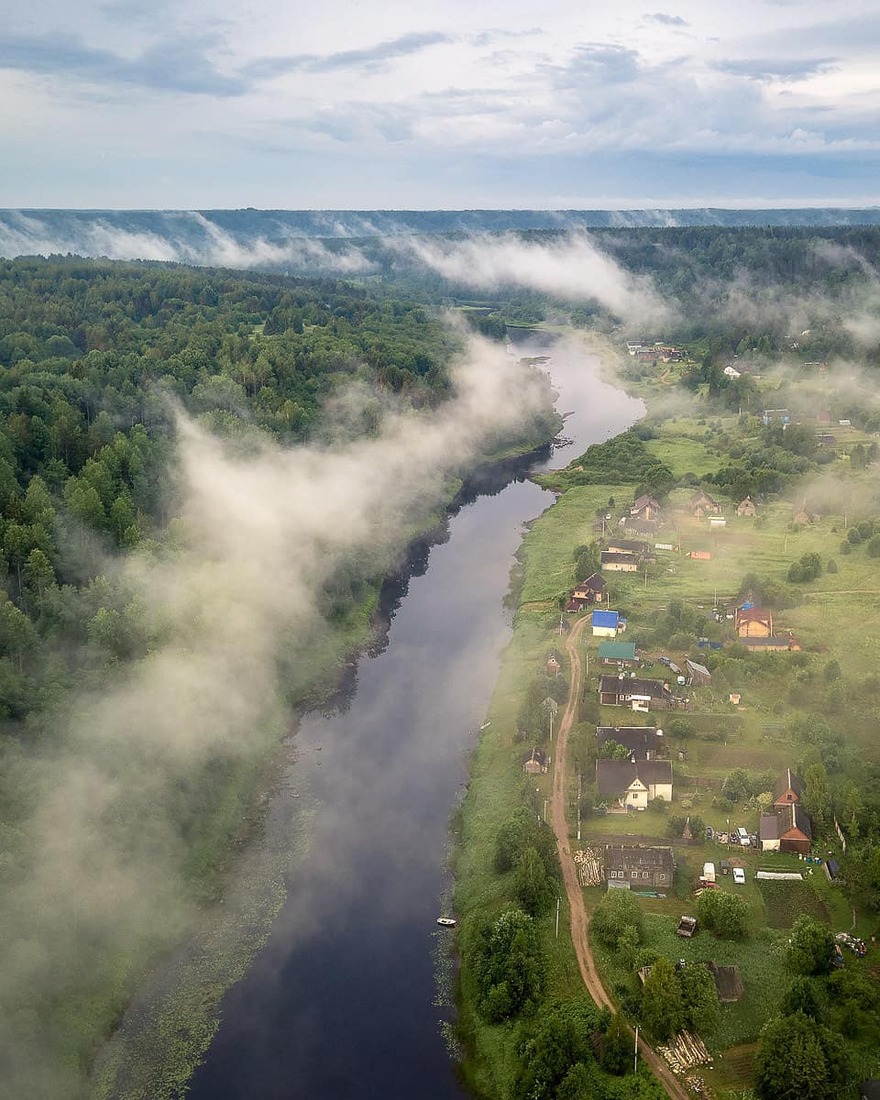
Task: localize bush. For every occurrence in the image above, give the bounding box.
[472,907,544,1022]
[696,889,749,939]
[826,558,838,574]
[592,888,644,953]
[868,535,880,558]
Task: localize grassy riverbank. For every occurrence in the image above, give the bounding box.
[453,328,880,1098]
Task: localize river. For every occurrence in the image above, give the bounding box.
[188,334,643,1100]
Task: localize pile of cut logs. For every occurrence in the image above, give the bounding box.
[657,1031,712,1072]
[573,846,603,886]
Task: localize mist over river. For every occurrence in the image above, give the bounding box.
[188,335,643,1099]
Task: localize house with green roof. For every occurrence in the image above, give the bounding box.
[598,641,638,666]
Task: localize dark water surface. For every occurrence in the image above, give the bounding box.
[189,337,643,1100]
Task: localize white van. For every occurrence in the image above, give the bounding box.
[733,867,746,885]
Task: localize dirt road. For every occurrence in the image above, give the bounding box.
[550,615,693,1100]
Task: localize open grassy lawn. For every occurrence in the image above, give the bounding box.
[518,484,628,605]
[644,432,726,479]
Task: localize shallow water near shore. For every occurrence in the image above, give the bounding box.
[188,334,643,1100]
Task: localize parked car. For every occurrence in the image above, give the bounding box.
[733,867,746,885]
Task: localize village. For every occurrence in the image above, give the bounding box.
[510,430,880,1094]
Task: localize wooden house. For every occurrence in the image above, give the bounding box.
[736,496,757,517]
[522,748,548,776]
[599,674,674,710]
[597,759,674,810]
[546,655,561,676]
[690,490,721,517]
[605,538,648,556]
[604,844,674,890]
[759,803,812,855]
[630,494,662,523]
[597,725,665,760]
[740,634,801,653]
[735,606,773,637]
[571,572,605,603]
[773,768,803,808]
[601,551,640,573]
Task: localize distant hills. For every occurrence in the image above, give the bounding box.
[2,206,880,271]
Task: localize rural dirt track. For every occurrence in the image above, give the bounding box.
[551,614,693,1100]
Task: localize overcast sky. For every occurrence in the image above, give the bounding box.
[2,0,879,209]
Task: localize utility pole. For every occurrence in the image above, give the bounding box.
[577,770,582,841]
[634,1025,639,1075]
[555,896,560,938]
[549,707,554,743]
[543,798,548,823]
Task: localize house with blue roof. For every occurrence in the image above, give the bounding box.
[592,610,625,638]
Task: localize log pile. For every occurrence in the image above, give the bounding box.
[574,846,603,886]
[657,1031,712,1073]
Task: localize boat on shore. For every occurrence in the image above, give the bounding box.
[436,917,457,927]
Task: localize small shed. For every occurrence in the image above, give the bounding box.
[736,496,758,517]
[704,962,743,1003]
[685,659,711,687]
[522,748,548,775]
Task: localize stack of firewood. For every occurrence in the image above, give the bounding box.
[573,846,603,886]
[657,1031,712,1072]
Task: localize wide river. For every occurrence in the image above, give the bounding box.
[189,334,643,1100]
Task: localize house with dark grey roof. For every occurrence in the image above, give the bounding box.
[630,494,662,522]
[605,844,674,890]
[605,537,648,555]
[597,726,666,761]
[597,758,673,810]
[599,674,675,710]
[760,802,812,855]
[601,551,640,572]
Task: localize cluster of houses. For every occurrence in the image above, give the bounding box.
[625,341,686,363]
[593,762,813,874]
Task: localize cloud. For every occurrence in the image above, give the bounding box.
[0,30,246,96]
[0,332,556,1095]
[397,233,669,325]
[643,12,689,26]
[244,31,453,80]
[712,56,838,82]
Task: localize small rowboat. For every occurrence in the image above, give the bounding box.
[436,917,457,927]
